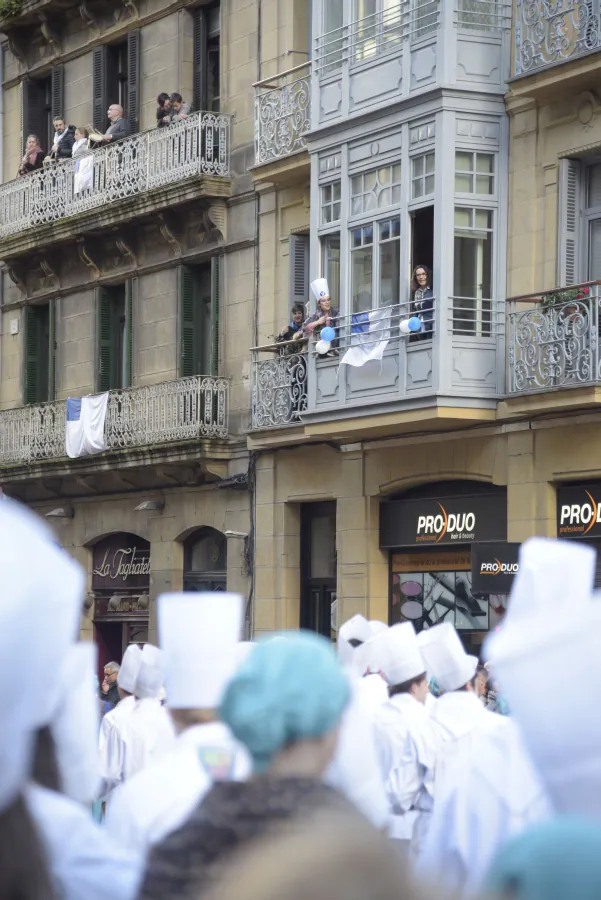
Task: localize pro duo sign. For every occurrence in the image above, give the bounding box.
[557,485,601,539]
[380,491,507,548]
[416,510,476,542]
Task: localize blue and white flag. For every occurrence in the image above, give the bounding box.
[65,393,109,459]
[339,306,392,368]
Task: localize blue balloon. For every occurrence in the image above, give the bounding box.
[321,326,336,343]
[408,317,422,332]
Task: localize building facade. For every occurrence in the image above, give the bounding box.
[0,0,258,664]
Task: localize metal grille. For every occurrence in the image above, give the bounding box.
[254,63,311,164]
[514,0,601,76]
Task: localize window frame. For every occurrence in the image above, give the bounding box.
[454,150,497,199]
[349,161,402,220]
[452,205,496,337]
[349,213,401,313]
[320,179,342,225]
[411,150,435,202]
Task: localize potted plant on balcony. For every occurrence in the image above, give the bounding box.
[540,285,591,309]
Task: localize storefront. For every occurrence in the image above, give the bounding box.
[380,482,511,656]
[557,483,601,585]
[92,533,150,671]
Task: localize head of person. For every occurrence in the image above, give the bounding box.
[291,304,304,325]
[157,92,170,109]
[417,622,478,694]
[103,661,120,689]
[75,126,89,142]
[169,92,184,111]
[389,672,429,704]
[318,296,332,314]
[26,134,41,151]
[117,643,141,699]
[53,116,66,133]
[107,104,123,122]
[486,818,601,900]
[411,264,432,292]
[474,664,488,698]
[134,644,165,700]
[356,622,427,702]
[220,631,350,777]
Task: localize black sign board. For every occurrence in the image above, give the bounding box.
[557,484,601,540]
[92,533,151,591]
[380,492,507,549]
[471,542,520,594]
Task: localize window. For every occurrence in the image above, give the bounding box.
[183,527,227,592]
[585,163,601,280]
[457,0,500,30]
[194,4,221,113]
[351,216,401,312]
[412,0,439,39]
[97,283,133,391]
[412,152,435,199]
[322,0,344,71]
[323,234,341,310]
[351,163,402,215]
[353,0,403,61]
[22,74,58,155]
[321,181,341,224]
[23,302,56,405]
[453,207,493,335]
[92,32,140,134]
[455,152,495,195]
[300,502,337,639]
[179,259,221,377]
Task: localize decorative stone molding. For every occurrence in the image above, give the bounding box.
[157,212,182,257]
[76,237,100,280]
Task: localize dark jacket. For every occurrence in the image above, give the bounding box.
[140,776,360,899]
[156,106,169,128]
[101,682,120,709]
[18,150,45,176]
[412,286,434,335]
[105,117,130,142]
[276,322,303,343]
[54,125,76,160]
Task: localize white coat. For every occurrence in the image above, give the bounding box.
[98,695,136,795]
[104,721,251,856]
[26,783,142,900]
[417,716,551,897]
[372,693,429,840]
[120,698,176,781]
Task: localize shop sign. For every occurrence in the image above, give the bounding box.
[380,492,507,548]
[471,542,520,594]
[92,534,150,591]
[557,484,601,539]
[392,550,472,573]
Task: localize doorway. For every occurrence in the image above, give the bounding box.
[300,502,337,639]
[411,205,434,277]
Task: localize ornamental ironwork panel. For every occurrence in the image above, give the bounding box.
[254,64,311,164]
[252,350,308,428]
[0,376,229,466]
[515,0,601,75]
[507,287,600,392]
[0,112,231,239]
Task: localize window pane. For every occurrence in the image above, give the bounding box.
[588,164,601,208]
[476,153,493,174]
[378,186,392,207]
[363,224,373,244]
[475,174,493,194]
[365,191,377,211]
[475,209,493,230]
[365,170,377,191]
[380,237,400,306]
[333,182,341,200]
[380,219,390,240]
[333,201,341,220]
[323,184,332,202]
[425,152,435,174]
[392,163,402,182]
[589,218,601,280]
[413,179,424,199]
[455,173,473,193]
[392,185,401,204]
[352,227,363,248]
[391,217,401,237]
[379,166,391,185]
[310,514,336,579]
[425,174,435,194]
[323,205,333,224]
[454,229,493,299]
[352,246,373,313]
[454,207,472,228]
[455,151,473,172]
[412,156,424,177]
[351,197,362,215]
[324,234,341,310]
[351,175,362,197]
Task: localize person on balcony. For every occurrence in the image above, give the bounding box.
[46,117,76,163]
[304,279,339,356]
[411,265,434,340]
[73,127,93,195]
[156,93,171,127]
[169,93,192,123]
[101,105,130,143]
[18,134,45,176]
[276,304,305,350]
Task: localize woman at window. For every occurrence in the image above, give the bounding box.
[156,93,171,128]
[18,134,45,177]
[410,265,434,339]
[304,279,339,351]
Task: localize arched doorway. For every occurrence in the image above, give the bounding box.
[183,527,227,592]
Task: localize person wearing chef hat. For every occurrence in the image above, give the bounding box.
[304,278,339,350]
[105,592,251,856]
[99,643,142,796]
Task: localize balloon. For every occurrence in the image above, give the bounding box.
[408,317,423,332]
[399,319,412,334]
[321,326,336,343]
[315,340,331,355]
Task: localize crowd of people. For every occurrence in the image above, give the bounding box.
[4,493,601,900]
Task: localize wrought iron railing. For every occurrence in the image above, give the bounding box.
[251,342,309,428]
[507,283,601,393]
[0,375,229,466]
[514,0,601,76]
[0,112,231,238]
[254,63,311,164]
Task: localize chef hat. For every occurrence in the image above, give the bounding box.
[220,631,350,772]
[338,616,388,668]
[0,499,84,812]
[49,643,101,805]
[355,622,425,686]
[310,278,330,302]
[158,592,243,709]
[134,644,165,700]
[417,623,477,693]
[485,539,601,817]
[118,643,142,693]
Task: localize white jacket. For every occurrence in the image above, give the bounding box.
[98,695,136,795]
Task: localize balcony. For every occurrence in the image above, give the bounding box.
[254,63,311,167]
[514,0,601,77]
[0,112,231,256]
[251,297,504,443]
[0,375,229,468]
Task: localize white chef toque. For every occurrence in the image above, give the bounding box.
[417,622,478,693]
[117,643,142,693]
[310,278,330,302]
[134,644,165,700]
[356,622,425,686]
[49,642,101,805]
[485,538,601,817]
[338,615,386,667]
[158,592,244,709]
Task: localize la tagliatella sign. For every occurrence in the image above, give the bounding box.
[92,534,150,591]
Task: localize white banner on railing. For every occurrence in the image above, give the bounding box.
[65,393,108,458]
[339,306,392,368]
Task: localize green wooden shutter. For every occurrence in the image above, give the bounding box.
[124,279,134,387]
[210,256,221,376]
[97,287,114,392]
[127,29,140,134]
[289,234,310,305]
[23,305,40,405]
[92,46,108,133]
[22,78,45,154]
[193,7,208,113]
[179,266,196,377]
[558,158,581,287]
[48,298,57,401]
[51,66,64,121]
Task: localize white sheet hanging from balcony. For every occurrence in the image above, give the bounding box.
[65,393,108,459]
[339,306,392,368]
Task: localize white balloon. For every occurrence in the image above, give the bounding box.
[315,339,331,355]
[399,319,412,334]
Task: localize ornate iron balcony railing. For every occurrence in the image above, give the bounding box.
[254,63,311,165]
[0,375,229,466]
[514,0,601,76]
[251,343,309,428]
[507,282,601,392]
[0,112,230,239]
